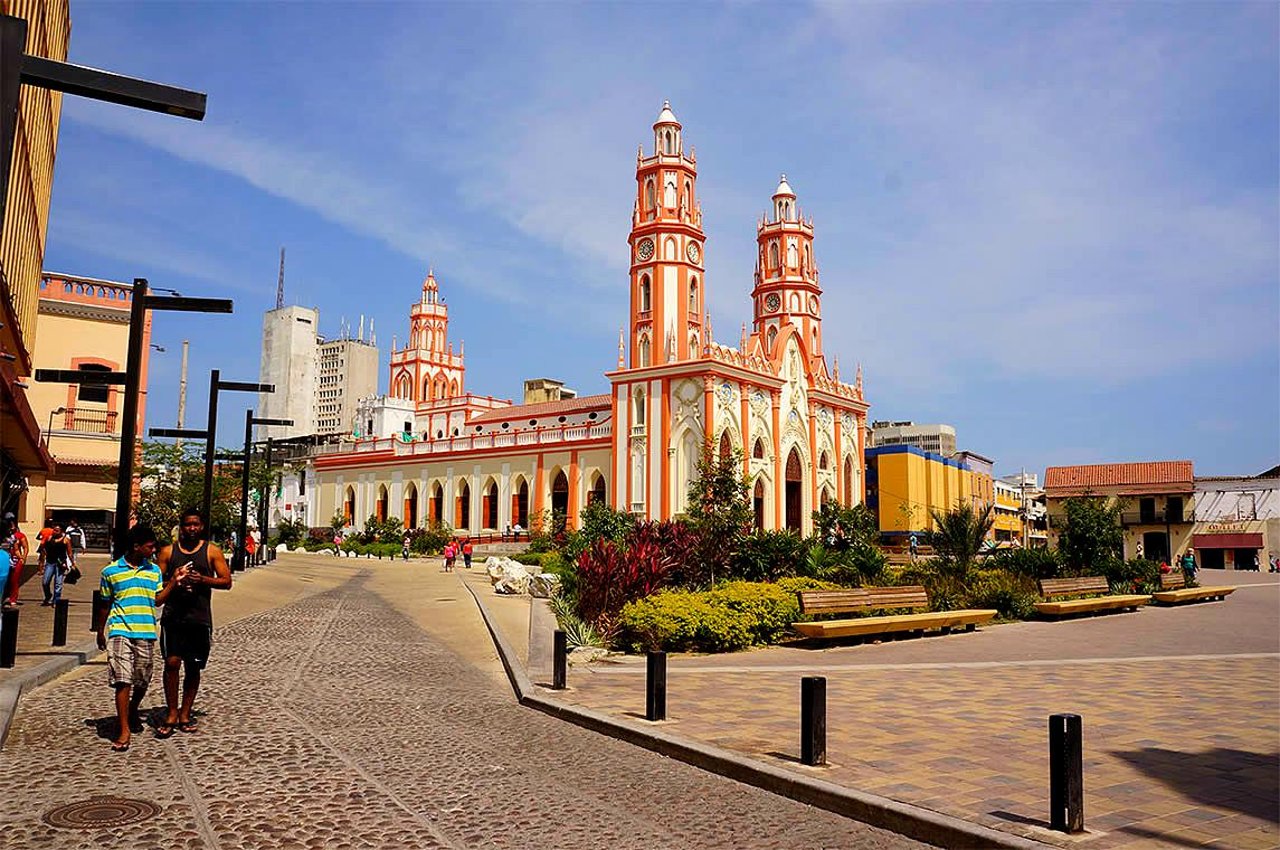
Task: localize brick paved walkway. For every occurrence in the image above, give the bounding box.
[0,566,922,849]
[544,573,1280,849]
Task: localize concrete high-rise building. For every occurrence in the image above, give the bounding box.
[316,336,378,436]
[257,305,318,440]
[870,421,957,456]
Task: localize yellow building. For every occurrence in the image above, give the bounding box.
[1044,461,1195,564]
[23,273,152,549]
[993,478,1023,544]
[864,445,990,542]
[0,0,69,521]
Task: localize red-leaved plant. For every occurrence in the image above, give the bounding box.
[575,519,701,634]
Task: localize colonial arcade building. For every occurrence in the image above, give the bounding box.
[310,104,869,536]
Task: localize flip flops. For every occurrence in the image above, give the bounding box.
[177,718,199,733]
[155,723,176,739]
[110,740,130,752]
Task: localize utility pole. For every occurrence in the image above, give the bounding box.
[176,339,189,452]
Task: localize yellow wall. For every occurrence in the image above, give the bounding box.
[0,0,69,367]
[869,447,981,535]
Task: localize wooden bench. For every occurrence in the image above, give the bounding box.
[1151,572,1235,605]
[791,586,997,640]
[1035,576,1149,618]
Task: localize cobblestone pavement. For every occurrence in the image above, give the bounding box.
[0,569,925,850]
[554,574,1280,849]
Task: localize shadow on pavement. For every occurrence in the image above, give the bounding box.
[1110,747,1280,822]
[1113,824,1219,847]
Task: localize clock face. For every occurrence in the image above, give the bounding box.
[765,293,781,312]
[637,239,655,261]
[686,242,700,263]
[808,295,819,313]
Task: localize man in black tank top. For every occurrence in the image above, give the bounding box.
[155,508,232,737]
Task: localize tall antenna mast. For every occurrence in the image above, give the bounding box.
[275,246,286,309]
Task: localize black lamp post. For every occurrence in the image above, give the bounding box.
[44,405,65,447]
[199,370,273,530]
[234,409,291,571]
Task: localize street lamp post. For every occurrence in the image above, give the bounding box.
[259,436,274,564]
[44,405,65,447]
[199,370,273,529]
[235,409,292,571]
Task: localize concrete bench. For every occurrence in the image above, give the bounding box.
[1151,572,1236,605]
[1035,576,1149,618]
[791,586,996,640]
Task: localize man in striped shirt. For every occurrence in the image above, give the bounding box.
[96,524,187,752]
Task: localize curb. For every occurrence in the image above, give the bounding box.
[0,636,101,748]
[463,581,1053,850]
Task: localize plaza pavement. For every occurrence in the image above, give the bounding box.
[503,568,1278,849]
[0,552,924,849]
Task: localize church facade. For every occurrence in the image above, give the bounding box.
[309,103,868,537]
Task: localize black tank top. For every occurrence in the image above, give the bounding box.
[163,540,214,626]
[43,535,68,563]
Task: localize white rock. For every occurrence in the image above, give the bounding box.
[528,573,561,598]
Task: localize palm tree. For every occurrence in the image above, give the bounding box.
[928,501,995,578]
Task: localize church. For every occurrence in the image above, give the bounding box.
[309,103,869,536]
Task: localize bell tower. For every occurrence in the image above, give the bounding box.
[388,269,466,406]
[627,101,706,369]
[751,175,822,358]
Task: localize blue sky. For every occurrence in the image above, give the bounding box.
[44,1,1278,478]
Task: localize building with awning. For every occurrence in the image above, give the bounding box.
[1192,466,1278,570]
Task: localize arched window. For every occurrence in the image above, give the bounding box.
[343,486,356,523]
[638,336,650,368]
[483,479,498,529]
[790,293,801,312]
[684,180,692,206]
[786,240,798,268]
[634,388,646,425]
[456,480,471,529]
[689,330,700,356]
[753,438,765,459]
[551,471,569,517]
[590,474,607,505]
[645,180,655,210]
[843,456,854,505]
[430,482,443,524]
[689,278,698,313]
[376,484,389,523]
[664,130,674,154]
[819,451,829,470]
[449,379,459,396]
[719,431,732,461]
[404,483,419,529]
[785,447,804,531]
[769,242,780,269]
[803,244,811,274]
[820,487,831,506]
[664,237,677,260]
[639,275,651,312]
[767,327,778,351]
[753,478,766,530]
[664,181,677,208]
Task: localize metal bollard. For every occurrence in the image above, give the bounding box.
[552,629,567,690]
[1049,713,1084,833]
[0,607,17,668]
[801,676,827,766]
[645,651,667,721]
[90,590,107,632]
[52,599,69,646]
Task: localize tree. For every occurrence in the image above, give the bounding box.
[1057,496,1123,573]
[927,501,995,579]
[136,440,244,545]
[812,501,879,551]
[685,441,753,587]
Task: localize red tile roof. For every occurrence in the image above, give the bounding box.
[1044,461,1193,494]
[468,393,611,424]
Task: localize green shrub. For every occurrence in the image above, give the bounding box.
[537,552,576,601]
[986,547,1062,580]
[511,552,546,566]
[1102,557,1162,594]
[774,576,846,596]
[617,590,753,653]
[706,582,798,645]
[408,522,453,555]
[301,541,337,553]
[965,569,1039,620]
[729,530,806,582]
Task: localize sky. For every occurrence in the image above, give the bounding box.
[43,1,1279,479]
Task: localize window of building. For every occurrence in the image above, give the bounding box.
[76,363,111,403]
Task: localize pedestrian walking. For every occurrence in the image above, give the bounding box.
[38,524,72,605]
[908,532,919,562]
[155,509,232,739]
[443,540,456,572]
[244,529,257,564]
[65,518,86,564]
[402,533,411,561]
[3,515,29,607]
[97,524,182,752]
[1180,548,1197,579]
[462,537,473,570]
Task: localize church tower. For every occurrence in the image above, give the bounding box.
[627,101,707,367]
[751,175,823,358]
[388,269,466,406]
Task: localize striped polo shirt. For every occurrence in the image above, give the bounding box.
[100,556,163,640]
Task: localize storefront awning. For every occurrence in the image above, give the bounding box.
[1193,533,1264,549]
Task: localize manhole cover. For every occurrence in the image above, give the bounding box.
[43,796,161,829]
